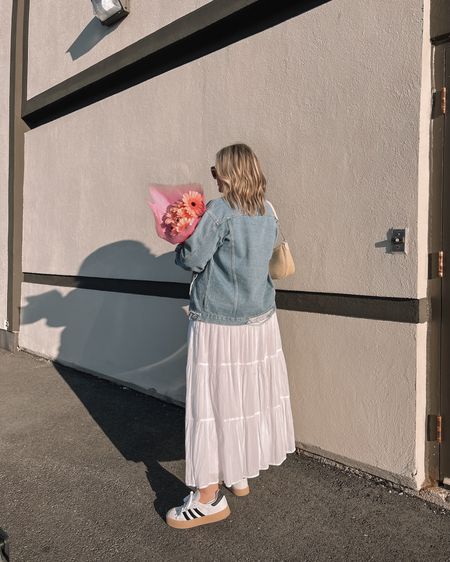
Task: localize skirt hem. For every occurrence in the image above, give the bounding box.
[185,446,297,489]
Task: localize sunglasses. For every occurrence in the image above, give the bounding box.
[211,166,217,179]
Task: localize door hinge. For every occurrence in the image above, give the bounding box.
[439,250,445,277]
[428,251,446,278]
[432,87,446,117]
[427,414,443,442]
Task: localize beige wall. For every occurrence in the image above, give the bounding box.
[20,283,189,406]
[416,0,431,491]
[280,310,420,488]
[26,0,212,99]
[0,1,12,332]
[18,0,431,489]
[23,1,427,296]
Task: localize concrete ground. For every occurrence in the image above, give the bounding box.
[1,348,450,562]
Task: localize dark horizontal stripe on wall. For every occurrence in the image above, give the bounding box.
[23,272,190,300]
[23,273,430,323]
[22,0,331,128]
[275,291,429,324]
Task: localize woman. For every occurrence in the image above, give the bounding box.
[166,143,296,529]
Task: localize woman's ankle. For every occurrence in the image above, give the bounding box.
[198,485,219,503]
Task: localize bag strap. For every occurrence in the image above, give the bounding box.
[265,199,279,221]
[266,200,286,242]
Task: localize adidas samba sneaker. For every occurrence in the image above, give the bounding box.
[166,488,231,529]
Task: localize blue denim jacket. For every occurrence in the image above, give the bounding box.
[174,197,279,325]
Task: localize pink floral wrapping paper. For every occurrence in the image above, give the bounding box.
[146,183,206,245]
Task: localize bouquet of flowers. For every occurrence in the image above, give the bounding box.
[146,183,206,244]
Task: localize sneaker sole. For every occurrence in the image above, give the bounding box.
[220,480,250,496]
[166,505,231,529]
[229,485,250,496]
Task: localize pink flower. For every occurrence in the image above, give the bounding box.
[147,183,206,244]
[182,191,206,218]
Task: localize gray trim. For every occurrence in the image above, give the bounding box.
[23,272,190,300]
[5,0,28,353]
[22,0,331,128]
[0,328,19,353]
[275,291,429,324]
[23,272,429,323]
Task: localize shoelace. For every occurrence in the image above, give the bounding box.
[176,490,195,515]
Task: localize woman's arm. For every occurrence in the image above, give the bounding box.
[174,208,226,273]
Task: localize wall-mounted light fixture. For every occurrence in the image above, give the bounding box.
[91,0,130,26]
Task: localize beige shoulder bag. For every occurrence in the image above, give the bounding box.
[266,200,295,279]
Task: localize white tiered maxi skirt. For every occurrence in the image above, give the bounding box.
[184,310,296,489]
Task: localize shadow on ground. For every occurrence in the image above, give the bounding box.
[2,348,450,561]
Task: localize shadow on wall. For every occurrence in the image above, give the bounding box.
[21,240,189,404]
[67,16,123,60]
[19,240,190,518]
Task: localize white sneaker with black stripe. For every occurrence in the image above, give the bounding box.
[166,488,231,529]
[230,477,250,496]
[221,477,250,496]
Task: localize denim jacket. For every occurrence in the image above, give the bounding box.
[174,196,279,325]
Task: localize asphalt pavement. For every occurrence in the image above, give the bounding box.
[1,347,450,562]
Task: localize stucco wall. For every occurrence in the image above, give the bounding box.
[23,0,426,297]
[26,0,212,99]
[415,0,431,491]
[19,0,430,488]
[0,1,12,332]
[19,283,189,405]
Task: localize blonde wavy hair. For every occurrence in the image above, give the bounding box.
[214,143,267,216]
